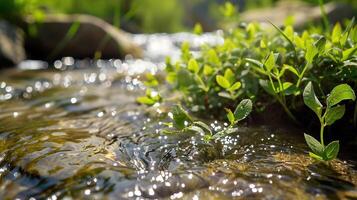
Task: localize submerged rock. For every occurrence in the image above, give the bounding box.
[0,20,26,68]
[23,14,142,61]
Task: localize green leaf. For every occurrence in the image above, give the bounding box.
[193,23,203,35]
[225,108,235,125]
[332,23,342,44]
[264,52,276,72]
[172,105,193,130]
[194,75,209,92]
[342,46,357,61]
[193,121,212,135]
[303,82,323,116]
[186,125,205,135]
[207,49,220,65]
[136,96,155,105]
[309,152,324,161]
[325,105,345,126]
[327,84,356,107]
[245,58,263,68]
[233,99,253,122]
[259,79,275,95]
[324,141,339,160]
[217,92,231,99]
[188,58,199,74]
[280,64,299,77]
[203,65,213,76]
[224,68,235,84]
[269,21,296,57]
[216,75,231,89]
[229,81,242,91]
[304,133,324,155]
[305,40,318,63]
[314,36,326,54]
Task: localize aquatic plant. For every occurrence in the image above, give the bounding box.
[303,82,355,161]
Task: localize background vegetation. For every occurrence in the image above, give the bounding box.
[1,0,356,33]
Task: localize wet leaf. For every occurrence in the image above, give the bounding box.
[234,99,252,122]
[172,105,193,130]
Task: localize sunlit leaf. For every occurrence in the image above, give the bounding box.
[332,23,342,44]
[264,52,276,72]
[188,58,199,74]
[229,81,241,91]
[216,75,231,89]
[305,40,318,63]
[136,96,155,105]
[233,99,252,122]
[225,108,235,125]
[224,68,235,84]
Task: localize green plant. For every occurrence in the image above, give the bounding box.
[136,89,162,106]
[164,99,252,142]
[303,82,356,161]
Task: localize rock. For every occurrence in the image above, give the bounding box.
[241,1,355,28]
[23,14,142,61]
[0,21,26,68]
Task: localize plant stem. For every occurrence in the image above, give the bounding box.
[354,102,357,127]
[319,117,325,146]
[296,63,310,88]
[318,0,330,31]
[277,97,299,124]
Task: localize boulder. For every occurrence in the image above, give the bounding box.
[0,21,26,67]
[241,1,355,28]
[24,14,142,61]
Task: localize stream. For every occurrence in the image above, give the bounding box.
[0,32,356,199]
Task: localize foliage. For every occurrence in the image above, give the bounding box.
[161,19,357,124]
[162,100,252,142]
[303,82,355,161]
[138,18,357,161]
[0,0,185,33]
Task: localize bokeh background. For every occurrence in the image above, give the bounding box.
[1,0,357,33]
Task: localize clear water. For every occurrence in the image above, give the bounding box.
[0,33,356,200]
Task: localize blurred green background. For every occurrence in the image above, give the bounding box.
[0,0,356,33]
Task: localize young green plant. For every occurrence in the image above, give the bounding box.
[303,82,356,161]
[167,99,252,142]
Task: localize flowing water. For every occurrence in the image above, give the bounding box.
[0,32,357,200]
